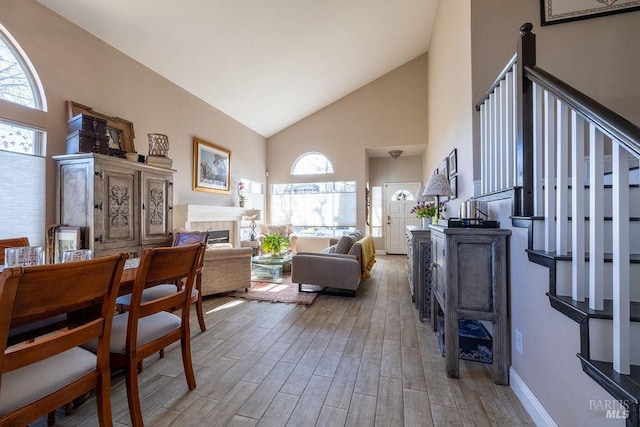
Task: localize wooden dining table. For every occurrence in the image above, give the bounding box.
[6,257,140,346]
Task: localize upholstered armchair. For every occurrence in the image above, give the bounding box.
[257,223,298,253]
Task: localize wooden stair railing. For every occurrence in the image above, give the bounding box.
[477,22,640,427]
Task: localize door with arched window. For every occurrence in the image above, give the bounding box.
[385,182,421,254]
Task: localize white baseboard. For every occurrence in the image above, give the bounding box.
[510,368,557,426]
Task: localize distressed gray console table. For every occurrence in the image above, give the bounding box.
[430,225,511,385]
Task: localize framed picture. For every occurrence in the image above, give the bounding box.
[66,100,136,152]
[193,136,231,193]
[541,0,640,26]
[448,148,457,177]
[437,158,448,177]
[449,175,458,200]
[54,226,81,264]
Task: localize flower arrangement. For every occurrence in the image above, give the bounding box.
[238,181,247,204]
[411,201,445,219]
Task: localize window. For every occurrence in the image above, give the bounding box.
[271,181,356,237]
[0,23,47,245]
[371,186,383,237]
[391,189,415,201]
[291,152,334,175]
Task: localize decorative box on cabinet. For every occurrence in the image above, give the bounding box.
[405,225,431,321]
[54,153,174,258]
[429,225,511,385]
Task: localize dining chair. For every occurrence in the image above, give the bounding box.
[116,231,208,332]
[0,236,30,265]
[88,243,203,427]
[0,253,126,426]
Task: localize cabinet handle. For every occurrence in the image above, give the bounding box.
[94,234,103,243]
[94,202,102,211]
[168,205,173,211]
[142,203,145,210]
[430,262,437,269]
[94,171,103,179]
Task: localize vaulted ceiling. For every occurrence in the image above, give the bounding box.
[36,0,438,137]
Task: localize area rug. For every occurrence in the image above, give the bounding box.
[230,275,323,305]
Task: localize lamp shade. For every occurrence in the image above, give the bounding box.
[423,173,453,197]
[243,209,262,221]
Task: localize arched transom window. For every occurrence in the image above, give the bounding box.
[291,152,334,175]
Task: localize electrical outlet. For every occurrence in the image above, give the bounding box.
[515,329,523,355]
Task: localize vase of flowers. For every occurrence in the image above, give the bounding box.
[411,201,445,227]
[238,181,247,207]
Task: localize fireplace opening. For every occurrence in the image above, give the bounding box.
[207,230,230,245]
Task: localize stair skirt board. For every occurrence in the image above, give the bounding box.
[531,218,640,254]
[589,319,640,366]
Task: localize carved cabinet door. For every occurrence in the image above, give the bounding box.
[93,164,139,252]
[140,171,173,246]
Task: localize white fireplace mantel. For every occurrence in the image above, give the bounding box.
[174,204,246,247]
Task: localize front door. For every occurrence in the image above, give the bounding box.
[385,182,421,254]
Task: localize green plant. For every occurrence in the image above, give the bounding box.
[262,233,289,255]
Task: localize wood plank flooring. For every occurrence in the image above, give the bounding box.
[39,255,534,426]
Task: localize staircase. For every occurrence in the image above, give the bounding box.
[476,23,640,426]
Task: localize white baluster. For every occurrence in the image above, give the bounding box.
[612,144,630,375]
[589,125,604,310]
[481,106,487,194]
[496,83,504,191]
[533,83,544,217]
[571,111,585,301]
[544,91,556,253]
[505,70,515,189]
[556,100,569,256]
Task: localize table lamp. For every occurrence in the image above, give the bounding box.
[423,173,453,218]
[244,209,262,241]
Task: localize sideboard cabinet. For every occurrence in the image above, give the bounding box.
[54,153,174,257]
[405,225,431,321]
[430,225,511,385]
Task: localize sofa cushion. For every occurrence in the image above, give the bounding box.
[260,224,292,238]
[335,236,355,254]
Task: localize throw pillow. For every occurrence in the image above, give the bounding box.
[335,235,355,254]
[266,224,292,237]
[321,244,337,254]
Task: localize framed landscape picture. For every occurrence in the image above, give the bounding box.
[193,137,231,193]
[541,0,640,25]
[54,226,81,263]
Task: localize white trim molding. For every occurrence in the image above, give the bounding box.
[510,367,557,426]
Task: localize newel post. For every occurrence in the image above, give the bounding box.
[515,23,536,217]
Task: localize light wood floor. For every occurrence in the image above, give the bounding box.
[41,255,534,426]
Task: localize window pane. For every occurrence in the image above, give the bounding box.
[291,152,334,175]
[0,150,45,246]
[0,121,39,155]
[371,186,382,236]
[271,181,356,228]
[0,34,37,108]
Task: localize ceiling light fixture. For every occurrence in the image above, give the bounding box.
[388,150,403,159]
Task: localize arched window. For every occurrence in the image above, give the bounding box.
[0,23,47,245]
[0,22,46,155]
[391,189,416,201]
[291,152,334,175]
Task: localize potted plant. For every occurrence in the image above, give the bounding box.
[261,233,289,256]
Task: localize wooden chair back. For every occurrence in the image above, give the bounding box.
[172,231,208,247]
[126,243,204,344]
[0,237,30,265]
[0,253,126,426]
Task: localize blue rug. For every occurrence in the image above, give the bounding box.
[436,317,493,364]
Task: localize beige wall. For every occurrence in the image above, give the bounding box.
[2,0,266,229]
[266,54,429,232]
[425,0,472,218]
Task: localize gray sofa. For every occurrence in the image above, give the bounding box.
[291,234,375,296]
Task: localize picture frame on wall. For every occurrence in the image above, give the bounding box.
[53,226,81,264]
[193,136,231,193]
[540,0,640,26]
[449,175,458,200]
[437,158,448,178]
[448,148,457,177]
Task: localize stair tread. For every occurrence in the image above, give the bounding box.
[578,355,640,404]
[551,294,640,321]
[527,249,640,263]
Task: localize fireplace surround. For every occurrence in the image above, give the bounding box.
[174,205,245,247]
